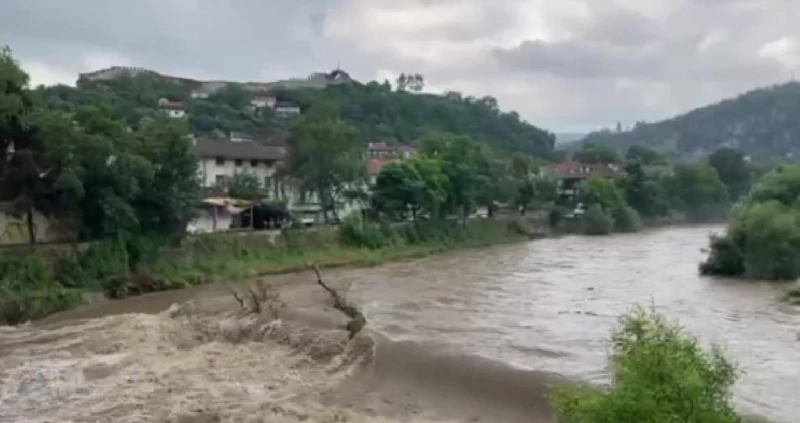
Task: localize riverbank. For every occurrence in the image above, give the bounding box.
[0,218,539,325]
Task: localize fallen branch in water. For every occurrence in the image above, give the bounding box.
[310,264,366,339]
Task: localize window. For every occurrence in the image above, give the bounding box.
[235,159,243,167]
[250,159,259,167]
[215,157,224,165]
[215,175,226,186]
[264,177,272,195]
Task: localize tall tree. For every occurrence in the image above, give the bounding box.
[0,47,54,243]
[419,131,484,221]
[286,100,363,222]
[708,147,751,202]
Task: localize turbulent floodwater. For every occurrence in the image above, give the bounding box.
[2,224,798,422]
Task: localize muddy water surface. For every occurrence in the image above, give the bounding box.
[3,224,799,423]
[343,225,800,422]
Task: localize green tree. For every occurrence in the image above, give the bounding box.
[372,162,418,220]
[419,131,484,221]
[0,47,57,243]
[708,147,751,202]
[552,306,741,423]
[132,118,200,234]
[624,161,670,218]
[625,144,667,165]
[286,101,363,222]
[582,204,614,235]
[662,163,729,221]
[582,177,625,211]
[573,142,622,164]
[228,172,267,201]
[701,162,800,280]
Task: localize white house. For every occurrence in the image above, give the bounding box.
[193,137,283,192]
[157,98,186,118]
[251,95,277,109]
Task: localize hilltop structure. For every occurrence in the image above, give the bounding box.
[78,66,355,96]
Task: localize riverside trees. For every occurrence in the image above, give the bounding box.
[701,162,800,280]
[0,47,200,242]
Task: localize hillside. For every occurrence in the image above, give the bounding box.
[579,82,800,160]
[32,71,555,158]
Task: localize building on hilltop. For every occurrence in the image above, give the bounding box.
[78,66,162,82]
[79,66,355,95]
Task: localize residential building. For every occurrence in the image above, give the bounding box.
[275,102,301,118]
[194,137,283,191]
[157,98,186,118]
[364,140,417,159]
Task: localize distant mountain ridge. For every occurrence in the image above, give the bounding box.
[579,81,800,160]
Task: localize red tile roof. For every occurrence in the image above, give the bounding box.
[367,158,394,176]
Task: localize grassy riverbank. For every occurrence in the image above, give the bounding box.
[0,218,537,324]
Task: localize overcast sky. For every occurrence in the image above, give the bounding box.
[2,0,799,132]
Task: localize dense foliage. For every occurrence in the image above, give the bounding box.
[32,69,556,158]
[552,306,741,423]
[701,162,800,280]
[1,47,201,242]
[579,82,800,161]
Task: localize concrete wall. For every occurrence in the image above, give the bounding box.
[0,210,75,246]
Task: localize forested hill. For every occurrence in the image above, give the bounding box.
[32,73,555,158]
[579,82,800,161]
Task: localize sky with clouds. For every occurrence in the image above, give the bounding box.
[2,0,799,132]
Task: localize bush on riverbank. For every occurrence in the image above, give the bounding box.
[581,205,614,235]
[701,162,800,281]
[338,216,532,249]
[551,306,741,423]
[0,218,529,324]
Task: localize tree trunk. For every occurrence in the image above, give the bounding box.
[26,206,35,244]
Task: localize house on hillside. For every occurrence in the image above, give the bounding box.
[157,98,186,118]
[250,94,277,109]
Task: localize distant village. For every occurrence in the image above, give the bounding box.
[0,66,615,245]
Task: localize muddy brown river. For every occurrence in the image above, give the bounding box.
[3,224,798,422]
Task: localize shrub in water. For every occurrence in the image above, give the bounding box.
[582,204,614,236]
[700,234,745,276]
[612,205,643,233]
[552,306,741,423]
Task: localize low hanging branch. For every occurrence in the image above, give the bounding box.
[311,264,367,339]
